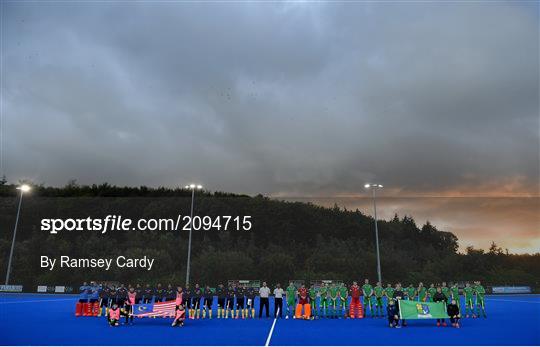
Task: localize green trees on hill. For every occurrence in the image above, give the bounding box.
[0,183,538,290]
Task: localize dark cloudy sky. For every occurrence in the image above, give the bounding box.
[2,2,539,252]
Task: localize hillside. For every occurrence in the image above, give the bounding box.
[0,183,538,289]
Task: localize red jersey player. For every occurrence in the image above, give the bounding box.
[295,284,312,319]
[349,281,363,318]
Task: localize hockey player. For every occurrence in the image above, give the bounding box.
[393,283,407,327]
[418,282,427,302]
[329,283,339,318]
[235,285,246,319]
[246,286,256,319]
[216,284,226,318]
[427,283,436,302]
[286,282,297,319]
[175,287,184,309]
[451,283,460,303]
[474,281,487,318]
[339,282,348,318]
[193,284,203,319]
[384,283,394,304]
[319,283,329,318]
[155,283,166,302]
[124,286,137,325]
[143,283,153,304]
[447,298,461,328]
[295,284,311,319]
[165,284,175,302]
[406,284,416,301]
[108,303,121,327]
[184,284,193,318]
[463,282,475,318]
[349,281,362,319]
[171,304,186,327]
[386,299,400,328]
[362,279,375,317]
[135,284,143,304]
[433,287,447,327]
[203,285,214,319]
[441,282,451,304]
[78,282,90,304]
[225,285,235,319]
[308,284,318,319]
[115,286,127,320]
[374,282,384,317]
[98,284,110,317]
[117,284,127,302]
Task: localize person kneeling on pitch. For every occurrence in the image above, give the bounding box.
[386,299,400,328]
[447,299,461,328]
[108,303,121,327]
[172,305,186,327]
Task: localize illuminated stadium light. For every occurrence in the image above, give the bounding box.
[185,184,203,190]
[17,184,31,192]
[364,183,383,189]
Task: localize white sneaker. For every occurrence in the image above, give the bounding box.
[285,315,289,319]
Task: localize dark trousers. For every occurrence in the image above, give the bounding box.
[388,316,399,326]
[259,297,269,318]
[274,298,283,318]
[124,305,133,323]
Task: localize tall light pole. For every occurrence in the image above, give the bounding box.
[5,184,31,285]
[184,184,203,287]
[364,183,383,284]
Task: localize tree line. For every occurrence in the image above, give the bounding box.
[0,182,538,291]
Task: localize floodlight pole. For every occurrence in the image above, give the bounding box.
[371,187,382,284]
[185,184,202,287]
[365,183,383,284]
[5,188,25,285]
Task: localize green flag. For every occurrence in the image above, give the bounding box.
[398,300,449,319]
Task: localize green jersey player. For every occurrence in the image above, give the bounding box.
[406,284,416,301]
[463,282,475,318]
[374,282,384,317]
[339,283,348,318]
[474,281,487,318]
[441,282,451,303]
[329,283,339,318]
[319,283,329,318]
[418,282,427,302]
[384,283,394,303]
[362,279,374,317]
[451,283,460,301]
[285,282,297,319]
[427,283,436,302]
[309,284,318,319]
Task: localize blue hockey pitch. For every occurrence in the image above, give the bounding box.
[1,294,539,345]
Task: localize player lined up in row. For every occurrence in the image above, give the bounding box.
[78,279,487,321]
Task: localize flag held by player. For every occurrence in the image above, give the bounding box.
[398,300,449,319]
[132,300,176,318]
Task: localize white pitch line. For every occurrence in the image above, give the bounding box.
[264,308,279,347]
[0,298,75,304]
[486,298,540,304]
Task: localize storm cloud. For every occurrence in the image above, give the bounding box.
[2,1,539,254]
[3,1,538,197]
